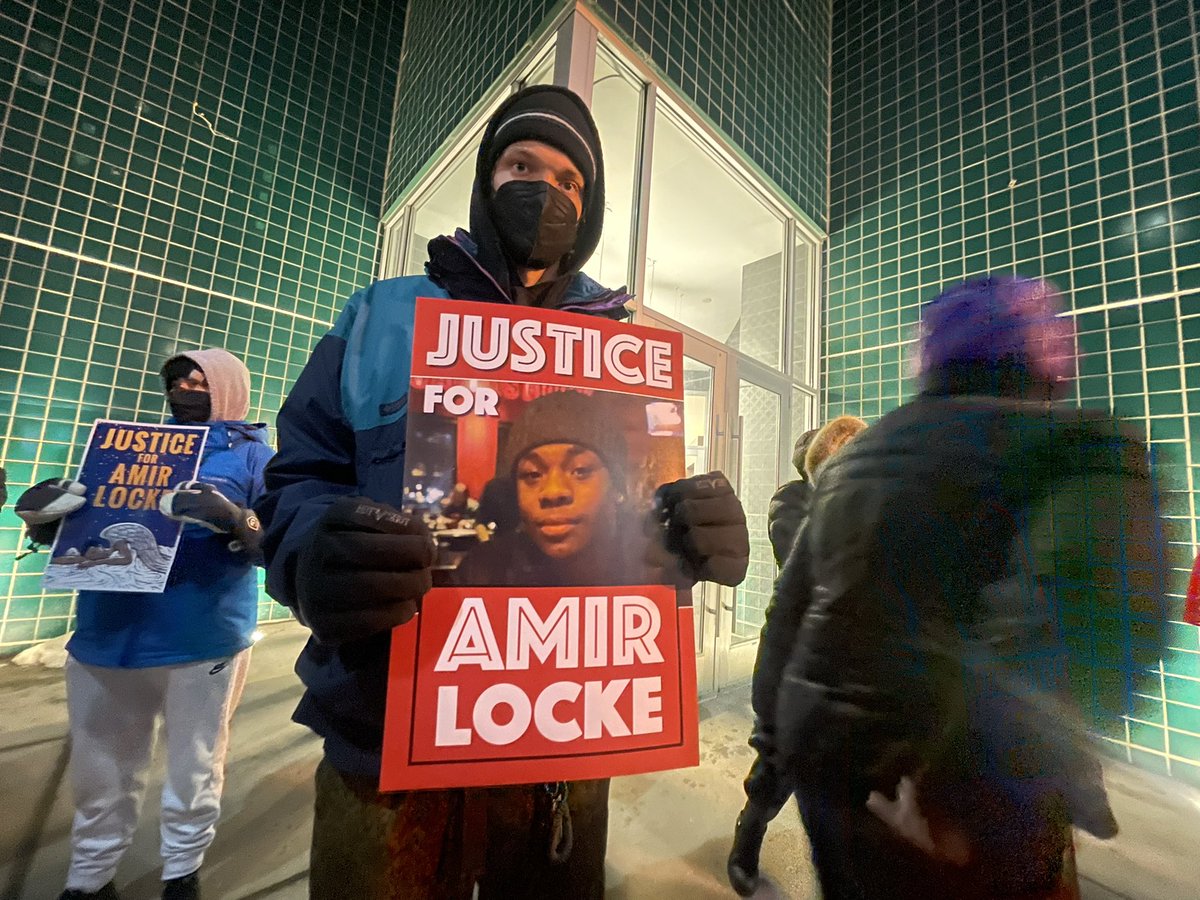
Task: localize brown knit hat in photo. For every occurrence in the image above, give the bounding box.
[498,390,627,492]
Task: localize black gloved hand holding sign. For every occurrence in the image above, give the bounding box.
[295,496,436,645]
[160,481,264,559]
[649,471,750,587]
[15,478,89,546]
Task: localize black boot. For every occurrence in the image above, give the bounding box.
[727,804,771,896]
[58,884,121,900]
[162,871,200,900]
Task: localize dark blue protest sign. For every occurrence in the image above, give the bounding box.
[42,420,208,594]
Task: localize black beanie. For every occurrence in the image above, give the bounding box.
[499,390,627,492]
[487,87,599,188]
[470,86,607,279]
[161,356,198,391]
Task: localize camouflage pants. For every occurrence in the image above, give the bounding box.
[309,758,609,899]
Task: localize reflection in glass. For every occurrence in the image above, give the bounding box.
[683,355,714,655]
[404,128,482,275]
[525,48,555,87]
[733,380,781,640]
[793,239,815,383]
[588,45,642,290]
[645,106,786,369]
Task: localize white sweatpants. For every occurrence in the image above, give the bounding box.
[64,649,251,891]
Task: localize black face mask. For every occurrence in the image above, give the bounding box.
[168,388,212,423]
[489,180,579,269]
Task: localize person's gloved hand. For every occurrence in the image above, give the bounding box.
[295,496,436,645]
[15,478,89,546]
[160,481,263,556]
[648,471,750,587]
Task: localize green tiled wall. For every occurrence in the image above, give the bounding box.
[385,0,829,229]
[827,0,1200,780]
[0,0,404,652]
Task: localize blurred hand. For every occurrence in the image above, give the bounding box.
[866,776,972,866]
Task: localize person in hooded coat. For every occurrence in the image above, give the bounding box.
[771,276,1169,899]
[766,429,818,567]
[256,85,750,900]
[727,415,866,896]
[14,349,273,900]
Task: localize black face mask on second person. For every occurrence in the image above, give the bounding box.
[168,389,212,423]
[490,180,580,269]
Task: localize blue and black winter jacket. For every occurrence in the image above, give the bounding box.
[68,421,273,668]
[259,231,631,776]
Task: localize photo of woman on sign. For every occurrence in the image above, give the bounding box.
[455,389,668,588]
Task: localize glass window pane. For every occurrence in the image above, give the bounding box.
[524,47,555,87]
[645,107,785,369]
[793,238,817,383]
[404,128,482,275]
[733,380,782,640]
[588,44,642,290]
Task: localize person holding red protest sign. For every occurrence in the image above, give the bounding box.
[771,276,1170,900]
[258,85,750,899]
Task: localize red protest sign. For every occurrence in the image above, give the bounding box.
[412,297,681,402]
[1185,553,1200,627]
[381,586,698,790]
[382,297,697,790]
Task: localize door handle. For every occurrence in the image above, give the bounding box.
[730,414,744,489]
[722,600,735,612]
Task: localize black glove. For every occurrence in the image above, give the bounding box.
[650,471,750,587]
[295,496,436,645]
[160,481,263,557]
[16,478,89,546]
[0,466,7,510]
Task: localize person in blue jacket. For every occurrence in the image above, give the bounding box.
[15,348,272,900]
[258,85,751,899]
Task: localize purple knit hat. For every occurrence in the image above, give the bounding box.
[917,275,1077,386]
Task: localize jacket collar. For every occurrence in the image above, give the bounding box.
[163,419,269,449]
[426,229,632,320]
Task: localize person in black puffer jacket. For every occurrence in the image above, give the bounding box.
[772,275,1169,900]
[728,415,867,896]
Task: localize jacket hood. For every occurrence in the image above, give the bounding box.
[804,416,867,479]
[161,348,251,422]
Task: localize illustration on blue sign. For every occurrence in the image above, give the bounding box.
[42,420,208,594]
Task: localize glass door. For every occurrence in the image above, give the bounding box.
[644,309,737,697]
[719,375,785,687]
